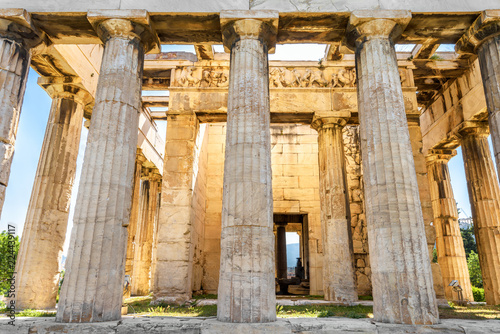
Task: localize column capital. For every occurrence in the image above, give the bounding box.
[345,10,411,48]
[456,10,500,54]
[38,76,93,107]
[455,121,490,139]
[220,10,278,53]
[311,116,347,131]
[87,10,160,53]
[426,149,457,165]
[136,148,147,165]
[0,9,44,49]
[142,167,161,181]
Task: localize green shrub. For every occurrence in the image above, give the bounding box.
[472,286,485,302]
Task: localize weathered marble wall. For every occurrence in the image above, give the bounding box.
[191,125,208,293]
[343,125,371,296]
[269,124,322,295]
[153,116,208,303]
[201,124,226,294]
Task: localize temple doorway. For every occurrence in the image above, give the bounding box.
[273,213,310,295]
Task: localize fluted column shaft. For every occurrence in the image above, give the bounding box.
[131,172,160,296]
[426,150,473,301]
[56,14,156,322]
[313,117,357,302]
[456,11,500,176]
[460,127,500,305]
[0,10,42,217]
[14,77,90,310]
[348,11,438,324]
[217,12,278,323]
[124,151,146,298]
[478,36,500,174]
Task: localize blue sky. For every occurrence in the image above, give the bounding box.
[0,44,485,251]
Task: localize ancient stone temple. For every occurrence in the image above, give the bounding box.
[1,1,500,329]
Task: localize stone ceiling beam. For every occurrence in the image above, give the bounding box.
[1,1,499,13]
[3,10,486,46]
[413,41,440,59]
[142,95,169,108]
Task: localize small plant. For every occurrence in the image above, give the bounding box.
[148,305,170,313]
[430,54,443,60]
[448,301,456,308]
[276,304,284,314]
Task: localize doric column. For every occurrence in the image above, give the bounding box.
[56,10,159,323]
[153,114,198,304]
[217,11,278,323]
[124,150,146,298]
[14,77,91,310]
[312,116,357,303]
[131,170,160,296]
[459,123,500,305]
[426,149,473,302]
[456,11,500,175]
[0,9,43,217]
[276,223,287,280]
[346,11,438,324]
[408,121,446,302]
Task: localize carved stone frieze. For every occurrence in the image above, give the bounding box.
[172,65,417,89]
[174,66,229,87]
[173,66,358,88]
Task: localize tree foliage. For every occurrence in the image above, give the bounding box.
[0,230,20,296]
[461,226,477,258]
[467,250,483,288]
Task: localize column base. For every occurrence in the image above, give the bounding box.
[9,316,500,333]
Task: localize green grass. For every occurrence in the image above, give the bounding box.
[439,305,500,320]
[17,309,56,317]
[0,307,56,317]
[2,297,498,320]
[193,294,217,300]
[277,305,373,319]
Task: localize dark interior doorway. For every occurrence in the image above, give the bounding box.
[273,213,310,295]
